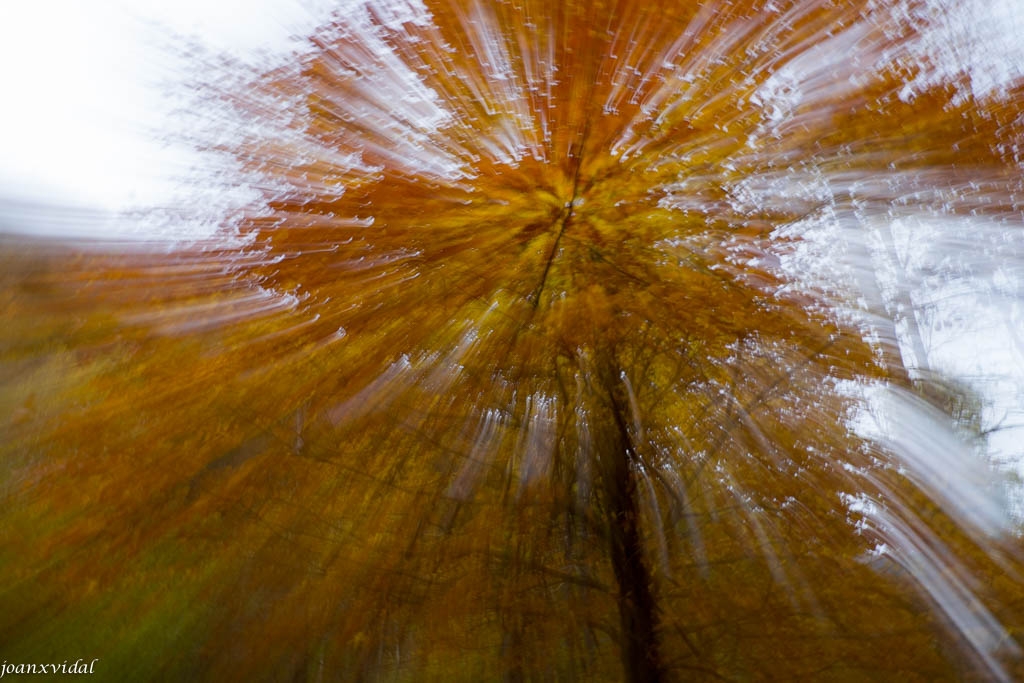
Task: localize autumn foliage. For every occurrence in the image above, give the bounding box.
[2,1,1024,680]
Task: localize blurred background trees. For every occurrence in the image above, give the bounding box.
[3,0,1024,680]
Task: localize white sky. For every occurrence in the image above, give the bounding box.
[0,1,334,217]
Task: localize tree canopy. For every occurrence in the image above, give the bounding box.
[2,0,1024,680]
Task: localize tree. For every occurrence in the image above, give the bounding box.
[2,1,1024,680]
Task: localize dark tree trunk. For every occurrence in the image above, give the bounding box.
[597,389,666,683]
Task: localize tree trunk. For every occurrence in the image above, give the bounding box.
[597,388,666,683]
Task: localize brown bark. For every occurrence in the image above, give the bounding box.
[597,387,666,683]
